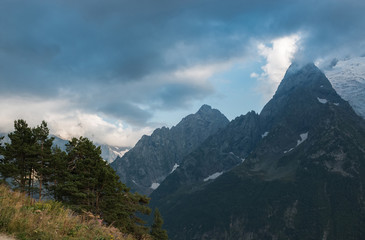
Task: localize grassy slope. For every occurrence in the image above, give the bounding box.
[0,184,148,240]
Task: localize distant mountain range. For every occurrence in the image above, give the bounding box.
[108,58,365,199]
[148,63,365,239]
[1,133,128,164]
[52,136,129,164]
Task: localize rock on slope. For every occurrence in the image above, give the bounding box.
[111,105,229,195]
[151,63,365,240]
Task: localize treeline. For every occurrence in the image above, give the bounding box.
[0,119,168,240]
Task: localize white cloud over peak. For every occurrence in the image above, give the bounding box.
[252,34,300,101]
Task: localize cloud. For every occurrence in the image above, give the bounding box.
[0,52,235,146]
[0,96,153,147]
[48,112,153,147]
[0,0,364,145]
[252,34,300,100]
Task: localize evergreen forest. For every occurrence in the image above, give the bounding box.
[0,119,167,240]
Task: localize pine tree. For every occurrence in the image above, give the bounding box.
[0,120,54,198]
[45,146,68,201]
[58,136,152,237]
[0,136,5,183]
[32,121,54,200]
[60,137,101,211]
[150,208,168,240]
[100,168,151,237]
[1,120,35,194]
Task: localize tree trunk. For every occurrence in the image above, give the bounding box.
[39,142,43,201]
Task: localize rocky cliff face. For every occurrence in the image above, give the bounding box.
[110,105,229,195]
[150,63,365,240]
[151,110,263,201]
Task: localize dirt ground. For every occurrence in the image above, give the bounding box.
[0,233,15,240]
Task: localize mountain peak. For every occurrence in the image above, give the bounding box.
[111,104,229,195]
[275,62,331,96]
[284,62,317,76]
[177,104,228,128]
[192,104,229,123]
[197,104,212,114]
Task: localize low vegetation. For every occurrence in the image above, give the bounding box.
[0,184,144,240]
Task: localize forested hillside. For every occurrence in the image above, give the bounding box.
[0,120,167,240]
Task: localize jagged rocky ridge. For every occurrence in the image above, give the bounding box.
[150,110,263,201]
[110,105,229,195]
[150,63,365,240]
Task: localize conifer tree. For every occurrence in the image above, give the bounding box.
[32,121,54,200]
[0,136,5,183]
[45,146,68,201]
[60,137,100,210]
[1,120,34,194]
[150,208,168,240]
[58,136,152,237]
[0,120,54,198]
[100,170,151,237]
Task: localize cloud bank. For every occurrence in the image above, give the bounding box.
[0,0,364,146]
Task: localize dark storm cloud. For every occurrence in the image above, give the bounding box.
[0,0,364,123]
[154,83,213,109]
[96,102,153,126]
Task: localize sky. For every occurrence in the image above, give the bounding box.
[0,0,364,147]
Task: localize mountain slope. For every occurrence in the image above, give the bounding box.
[325,57,365,119]
[151,63,365,239]
[150,110,262,202]
[111,105,229,195]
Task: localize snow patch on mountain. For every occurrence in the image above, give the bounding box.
[228,152,246,164]
[325,57,365,119]
[99,145,130,163]
[262,132,269,138]
[297,132,308,146]
[317,97,328,104]
[112,149,128,158]
[170,163,179,174]
[150,183,160,190]
[284,132,308,153]
[204,172,223,182]
[284,148,293,154]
